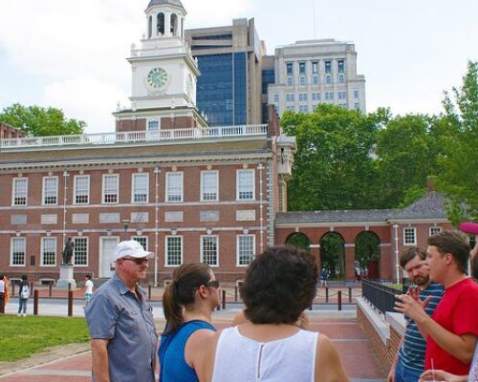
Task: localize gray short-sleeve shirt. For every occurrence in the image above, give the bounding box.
[85,274,157,382]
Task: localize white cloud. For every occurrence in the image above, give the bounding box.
[41,77,129,134]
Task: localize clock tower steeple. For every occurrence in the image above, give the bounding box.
[114,0,206,132]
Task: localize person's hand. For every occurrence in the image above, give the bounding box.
[394,293,431,323]
[420,369,465,381]
[386,367,395,382]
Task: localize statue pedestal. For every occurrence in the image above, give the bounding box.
[57,265,77,289]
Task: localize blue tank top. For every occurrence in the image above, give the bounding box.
[159,320,216,382]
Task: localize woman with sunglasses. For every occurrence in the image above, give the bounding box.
[159,263,220,382]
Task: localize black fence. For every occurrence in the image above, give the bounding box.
[362,279,409,315]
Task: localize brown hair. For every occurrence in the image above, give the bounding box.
[162,263,211,335]
[427,231,470,274]
[400,247,426,268]
[242,246,318,325]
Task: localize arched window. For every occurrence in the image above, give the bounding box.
[157,13,165,35]
[170,13,177,35]
[148,16,152,38]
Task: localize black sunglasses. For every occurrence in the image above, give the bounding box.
[206,279,220,288]
[122,257,149,265]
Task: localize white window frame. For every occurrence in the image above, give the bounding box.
[403,228,417,246]
[429,226,442,236]
[74,175,90,205]
[201,235,219,267]
[12,178,28,206]
[236,169,255,201]
[237,235,255,267]
[73,237,89,266]
[132,236,148,251]
[102,174,119,204]
[132,173,149,203]
[201,170,219,201]
[147,118,161,132]
[42,176,59,205]
[41,237,57,267]
[10,237,26,266]
[166,172,183,202]
[165,235,183,267]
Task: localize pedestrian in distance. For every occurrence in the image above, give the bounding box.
[197,246,350,382]
[420,222,478,382]
[84,275,94,307]
[18,275,30,317]
[85,240,157,382]
[320,267,329,287]
[0,274,5,314]
[395,230,478,376]
[158,263,220,382]
[388,247,444,382]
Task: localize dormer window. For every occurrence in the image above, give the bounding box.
[157,13,165,35]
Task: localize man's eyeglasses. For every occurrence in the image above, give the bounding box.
[121,257,149,265]
[206,279,220,288]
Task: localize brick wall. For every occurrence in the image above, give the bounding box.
[357,301,403,374]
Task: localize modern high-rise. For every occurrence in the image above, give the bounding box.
[185,19,265,126]
[267,39,366,115]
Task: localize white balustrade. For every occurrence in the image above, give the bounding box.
[1,124,268,150]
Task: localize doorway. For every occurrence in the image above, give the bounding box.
[100,237,120,278]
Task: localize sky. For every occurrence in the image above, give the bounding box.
[0,0,477,134]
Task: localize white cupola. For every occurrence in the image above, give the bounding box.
[145,0,187,40]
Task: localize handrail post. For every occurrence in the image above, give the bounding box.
[348,286,352,303]
[325,287,329,303]
[338,291,342,311]
[222,290,226,310]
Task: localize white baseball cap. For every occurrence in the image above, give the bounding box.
[114,240,154,261]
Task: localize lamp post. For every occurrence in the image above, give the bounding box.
[122,219,130,239]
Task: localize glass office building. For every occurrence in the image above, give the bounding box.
[186,18,264,127]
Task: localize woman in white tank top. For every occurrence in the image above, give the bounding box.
[197,246,349,382]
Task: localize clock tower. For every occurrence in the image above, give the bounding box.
[114,0,207,132]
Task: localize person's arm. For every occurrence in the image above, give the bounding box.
[196,332,221,382]
[185,329,216,370]
[395,294,477,363]
[387,336,404,382]
[91,339,110,382]
[416,317,477,364]
[420,369,468,381]
[315,334,350,382]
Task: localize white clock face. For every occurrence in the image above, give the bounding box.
[147,67,168,89]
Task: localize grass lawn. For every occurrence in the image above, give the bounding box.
[0,315,90,362]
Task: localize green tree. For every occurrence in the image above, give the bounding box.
[435,61,478,222]
[282,104,382,211]
[0,103,86,136]
[375,114,440,207]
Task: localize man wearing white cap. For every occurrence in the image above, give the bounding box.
[85,240,157,382]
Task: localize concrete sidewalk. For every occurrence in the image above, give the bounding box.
[0,302,385,382]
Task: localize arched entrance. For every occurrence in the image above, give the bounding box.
[355,231,381,280]
[285,232,311,251]
[320,233,345,279]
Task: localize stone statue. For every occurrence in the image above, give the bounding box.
[62,237,74,265]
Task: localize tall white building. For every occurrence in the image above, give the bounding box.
[268,39,366,115]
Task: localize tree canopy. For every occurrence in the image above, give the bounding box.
[282,61,478,217]
[0,103,86,136]
[435,61,478,222]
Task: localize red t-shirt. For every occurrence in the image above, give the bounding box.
[425,278,478,374]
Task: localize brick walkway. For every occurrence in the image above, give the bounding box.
[0,315,385,382]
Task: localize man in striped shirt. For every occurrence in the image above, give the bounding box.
[388,247,444,382]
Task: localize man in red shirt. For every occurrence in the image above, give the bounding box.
[395,231,478,375]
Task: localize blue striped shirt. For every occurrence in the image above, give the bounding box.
[398,282,444,372]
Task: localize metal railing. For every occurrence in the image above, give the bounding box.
[0,124,269,149]
[362,279,406,314]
